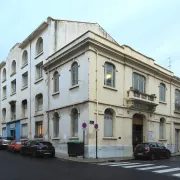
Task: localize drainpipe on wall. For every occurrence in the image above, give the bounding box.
[47,63,50,141]
[29,40,32,139]
[170,79,173,151]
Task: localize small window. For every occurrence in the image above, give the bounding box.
[11,60,16,73]
[2,86,7,98]
[22,72,28,88]
[159,118,165,139]
[21,124,28,138]
[2,68,6,81]
[133,73,146,93]
[53,112,59,137]
[22,100,27,118]
[53,71,59,93]
[11,103,16,120]
[36,62,43,80]
[36,37,43,55]
[22,50,28,66]
[71,108,78,136]
[35,94,43,111]
[2,127,6,136]
[159,83,166,102]
[104,109,113,137]
[2,108,6,122]
[35,121,43,138]
[11,79,16,94]
[104,62,115,87]
[71,62,78,86]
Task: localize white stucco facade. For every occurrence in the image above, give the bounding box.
[1,17,180,158]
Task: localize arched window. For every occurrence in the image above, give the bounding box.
[71,108,78,136]
[53,71,59,92]
[133,72,146,93]
[53,112,59,137]
[2,68,6,81]
[11,60,16,73]
[2,108,6,122]
[71,62,78,86]
[35,93,43,111]
[104,62,115,87]
[104,109,114,137]
[159,83,166,102]
[22,50,28,66]
[36,37,43,55]
[159,118,165,139]
[175,89,180,111]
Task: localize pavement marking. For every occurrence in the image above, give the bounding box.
[99,162,131,166]
[137,165,169,170]
[153,168,180,173]
[172,173,180,177]
[109,163,141,167]
[122,164,154,168]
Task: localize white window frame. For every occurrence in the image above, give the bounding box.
[11,79,16,94]
[36,94,43,111]
[53,71,59,93]
[159,83,166,102]
[71,62,78,86]
[104,109,113,137]
[53,113,59,137]
[104,62,115,87]
[22,50,28,66]
[21,124,28,138]
[22,72,28,88]
[2,86,6,98]
[36,62,43,80]
[132,72,146,93]
[71,109,78,137]
[36,37,43,55]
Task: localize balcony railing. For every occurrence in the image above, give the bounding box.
[126,88,158,112]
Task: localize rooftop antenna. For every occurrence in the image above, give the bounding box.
[167,57,172,70]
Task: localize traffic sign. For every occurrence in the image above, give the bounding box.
[94,124,98,129]
[89,120,94,125]
[82,122,87,129]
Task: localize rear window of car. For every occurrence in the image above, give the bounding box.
[136,144,148,148]
[16,142,22,145]
[39,142,52,146]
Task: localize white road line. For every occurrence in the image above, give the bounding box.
[123,164,154,168]
[172,173,180,177]
[98,162,130,166]
[153,168,180,173]
[110,163,141,167]
[137,165,169,170]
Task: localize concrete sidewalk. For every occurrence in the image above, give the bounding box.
[55,152,133,163]
[55,152,180,163]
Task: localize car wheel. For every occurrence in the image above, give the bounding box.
[150,153,156,160]
[166,152,171,159]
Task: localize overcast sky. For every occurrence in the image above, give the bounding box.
[1,0,180,76]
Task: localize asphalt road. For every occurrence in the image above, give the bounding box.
[0,150,179,180]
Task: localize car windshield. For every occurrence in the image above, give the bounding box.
[16,142,22,145]
[3,137,14,140]
[39,142,52,146]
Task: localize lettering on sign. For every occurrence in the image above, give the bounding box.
[10,123,15,129]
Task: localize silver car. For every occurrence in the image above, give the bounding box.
[0,136,14,149]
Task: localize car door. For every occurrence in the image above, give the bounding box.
[150,143,159,157]
[157,143,166,157]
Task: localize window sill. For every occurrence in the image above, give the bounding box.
[159,139,167,141]
[2,97,7,101]
[35,51,43,59]
[34,77,43,84]
[174,110,180,114]
[52,137,60,140]
[20,117,28,120]
[103,137,117,140]
[11,92,16,96]
[69,137,79,140]
[69,84,79,90]
[21,63,28,69]
[10,71,16,77]
[2,79,6,83]
[103,85,117,91]
[21,85,28,91]
[159,101,167,105]
[52,91,60,96]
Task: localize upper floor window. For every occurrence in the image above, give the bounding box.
[11,79,16,94]
[2,108,6,122]
[71,62,78,86]
[2,86,7,98]
[22,99,27,118]
[11,60,16,73]
[159,83,166,102]
[36,37,43,55]
[2,68,6,81]
[22,50,28,66]
[133,73,146,93]
[175,89,180,111]
[22,72,28,88]
[35,93,43,111]
[36,62,43,80]
[11,103,16,120]
[104,62,115,87]
[53,71,59,93]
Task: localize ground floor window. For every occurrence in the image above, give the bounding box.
[21,124,28,138]
[2,127,6,136]
[35,121,43,138]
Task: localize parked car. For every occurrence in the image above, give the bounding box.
[134,142,171,160]
[0,136,14,149]
[7,140,27,152]
[20,140,55,158]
